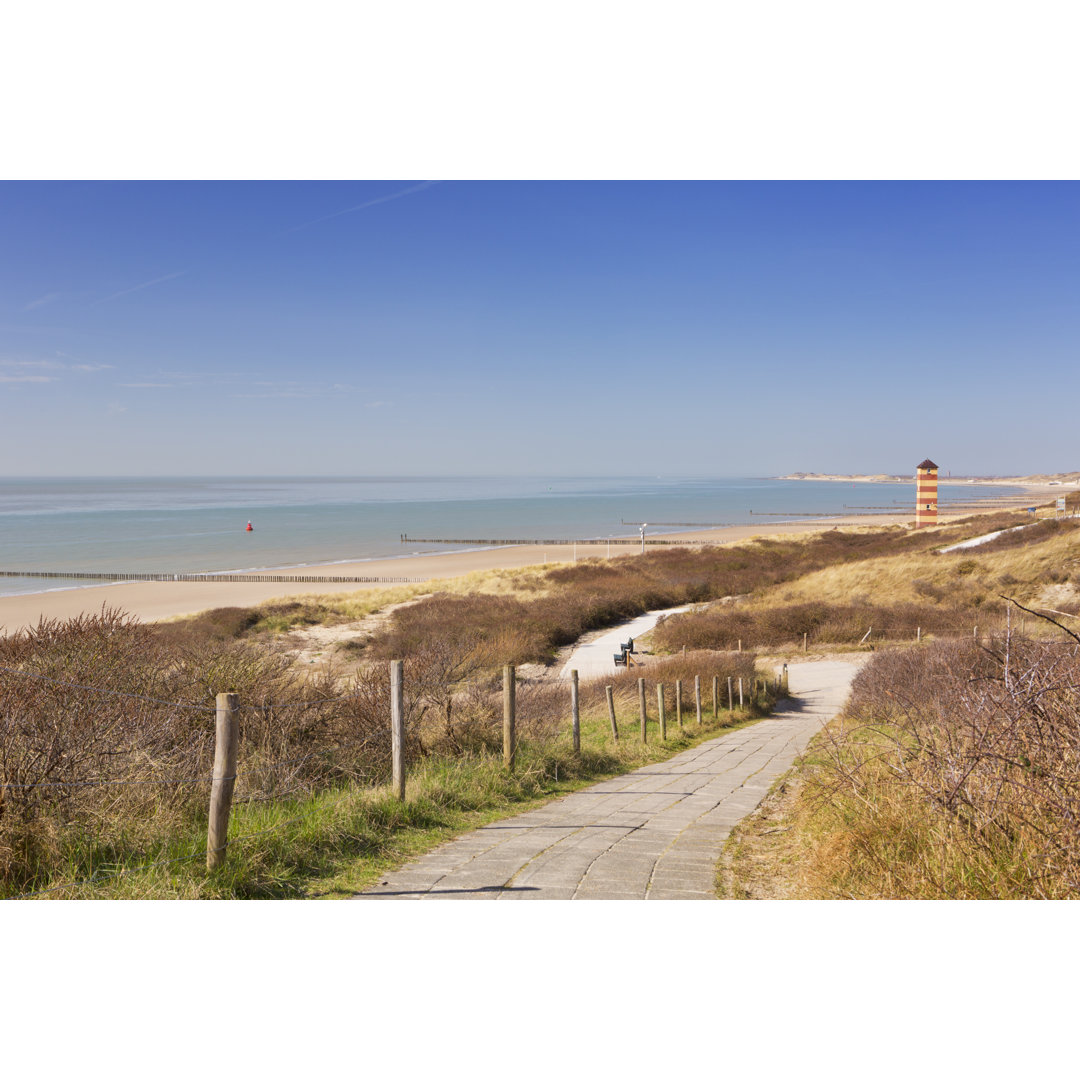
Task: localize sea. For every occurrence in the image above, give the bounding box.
[0,475,1026,598]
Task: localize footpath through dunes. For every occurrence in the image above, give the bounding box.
[357,659,863,900]
[557,605,694,680]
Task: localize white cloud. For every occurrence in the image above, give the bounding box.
[285,181,442,234]
[23,292,61,311]
[118,382,176,388]
[87,270,187,308]
[0,374,57,383]
[0,357,112,377]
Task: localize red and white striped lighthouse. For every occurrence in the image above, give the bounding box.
[915,459,939,528]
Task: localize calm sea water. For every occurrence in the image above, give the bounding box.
[0,476,1024,597]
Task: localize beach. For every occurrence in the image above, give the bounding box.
[0,494,1048,633]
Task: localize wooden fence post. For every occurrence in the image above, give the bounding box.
[712,675,719,718]
[675,679,683,727]
[606,685,619,741]
[917,626,921,644]
[782,663,789,694]
[803,632,808,653]
[695,675,702,724]
[738,677,744,707]
[657,684,666,740]
[727,676,733,711]
[207,691,239,872]
[570,669,581,754]
[503,664,516,772]
[391,660,405,801]
[638,677,647,743]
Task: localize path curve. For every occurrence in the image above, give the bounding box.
[357,659,862,900]
[558,605,694,681]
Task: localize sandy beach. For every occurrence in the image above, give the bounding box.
[0,489,1053,633]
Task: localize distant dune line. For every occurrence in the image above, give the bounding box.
[0,571,422,584]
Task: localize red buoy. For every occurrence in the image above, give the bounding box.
[246,521,253,532]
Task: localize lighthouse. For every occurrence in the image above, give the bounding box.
[915,459,939,528]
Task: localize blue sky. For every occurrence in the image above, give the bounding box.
[2,180,1078,477]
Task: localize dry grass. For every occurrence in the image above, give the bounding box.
[785,626,1080,898]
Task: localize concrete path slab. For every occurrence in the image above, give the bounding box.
[357,659,862,901]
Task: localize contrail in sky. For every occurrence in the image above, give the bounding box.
[285,180,442,233]
[87,270,188,308]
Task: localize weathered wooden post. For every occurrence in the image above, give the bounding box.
[738,677,744,707]
[503,664,516,772]
[917,626,921,644]
[391,660,405,801]
[727,676,733,711]
[570,669,581,754]
[675,679,683,727]
[638,677,647,743]
[695,675,702,724]
[803,632,808,653]
[606,685,619,741]
[738,639,742,653]
[207,691,239,872]
[712,675,719,718]
[657,683,666,740]
[782,663,789,694]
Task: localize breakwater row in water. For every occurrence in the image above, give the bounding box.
[0,571,422,584]
[399,535,702,546]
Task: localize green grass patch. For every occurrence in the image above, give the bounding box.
[9,699,766,900]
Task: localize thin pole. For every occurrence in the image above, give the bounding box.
[727,676,733,711]
[503,664,516,771]
[657,684,666,740]
[606,685,618,741]
[738,677,744,707]
[695,675,702,725]
[638,677,647,743]
[675,679,683,727]
[391,660,405,800]
[570,669,580,753]
[207,692,239,872]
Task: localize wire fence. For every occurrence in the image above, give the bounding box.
[0,649,782,900]
[5,614,1052,899]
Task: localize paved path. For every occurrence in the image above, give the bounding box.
[357,660,862,900]
[557,605,694,681]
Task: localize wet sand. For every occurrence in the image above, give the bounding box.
[0,498,1048,633]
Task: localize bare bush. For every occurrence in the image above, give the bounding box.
[804,623,1080,898]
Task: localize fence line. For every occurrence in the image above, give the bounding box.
[1,657,780,898]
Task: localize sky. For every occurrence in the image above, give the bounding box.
[2,179,1078,478]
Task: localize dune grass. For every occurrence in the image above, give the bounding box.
[10,675,768,900]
